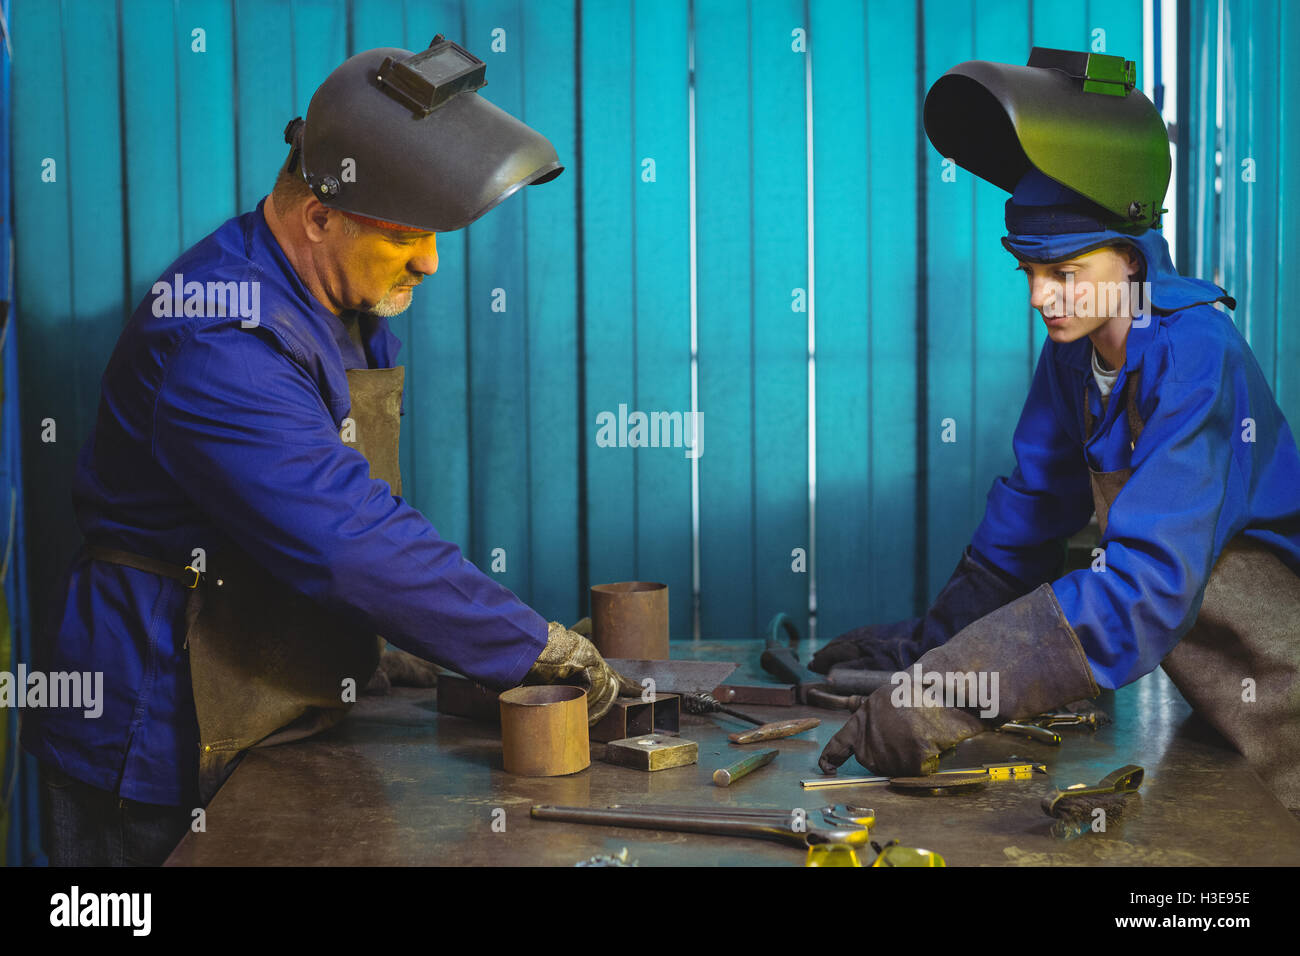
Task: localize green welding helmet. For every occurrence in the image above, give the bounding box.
[923,48,1170,229]
[283,35,563,232]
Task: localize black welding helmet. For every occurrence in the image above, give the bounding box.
[284,36,563,232]
[923,47,1170,230]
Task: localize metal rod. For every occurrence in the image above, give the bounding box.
[531,804,870,848]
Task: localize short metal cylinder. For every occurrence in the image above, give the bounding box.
[590,581,669,659]
[499,685,590,776]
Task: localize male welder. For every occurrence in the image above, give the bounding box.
[812,48,1300,809]
[22,38,622,866]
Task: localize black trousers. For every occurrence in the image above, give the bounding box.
[41,763,194,867]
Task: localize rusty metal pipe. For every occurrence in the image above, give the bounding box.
[590,582,669,659]
[499,685,590,776]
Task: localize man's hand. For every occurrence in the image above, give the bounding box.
[818,687,985,777]
[379,644,441,687]
[524,622,623,725]
[818,584,1099,777]
[808,617,924,674]
[809,546,1029,674]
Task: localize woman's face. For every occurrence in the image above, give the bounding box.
[1014,246,1141,344]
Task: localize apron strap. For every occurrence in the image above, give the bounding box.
[83,544,202,589]
[1124,368,1145,445]
[1083,367,1144,445]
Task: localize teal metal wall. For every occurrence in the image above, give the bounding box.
[1178,0,1300,433]
[12,0,1164,649]
[1,0,43,866]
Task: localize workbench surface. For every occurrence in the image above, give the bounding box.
[165,645,1300,866]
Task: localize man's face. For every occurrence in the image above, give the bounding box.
[1015,246,1140,343]
[318,213,439,317]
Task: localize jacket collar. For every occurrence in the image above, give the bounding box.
[251,198,404,370]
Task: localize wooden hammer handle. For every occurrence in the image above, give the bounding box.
[729,717,821,744]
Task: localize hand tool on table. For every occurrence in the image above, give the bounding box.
[680,692,822,742]
[824,662,899,697]
[994,706,1112,743]
[729,717,821,744]
[1042,764,1145,839]
[532,804,873,848]
[804,688,868,711]
[680,691,765,724]
[887,773,991,794]
[713,749,779,786]
[759,613,886,708]
[759,612,833,704]
[1041,764,1144,815]
[801,760,1047,789]
[819,806,877,828]
[1026,708,1111,730]
[997,721,1062,745]
[711,682,798,706]
[610,803,875,829]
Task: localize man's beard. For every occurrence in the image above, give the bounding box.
[368,282,418,317]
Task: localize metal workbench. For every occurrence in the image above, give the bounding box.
[165,645,1300,866]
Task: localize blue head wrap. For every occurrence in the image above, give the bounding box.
[1001,169,1234,314]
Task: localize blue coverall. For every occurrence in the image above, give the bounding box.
[971,227,1300,690]
[21,201,549,806]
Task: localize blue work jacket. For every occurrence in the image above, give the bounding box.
[971,294,1300,690]
[21,200,548,806]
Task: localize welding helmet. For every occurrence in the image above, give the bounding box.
[923,47,1170,230]
[283,35,563,232]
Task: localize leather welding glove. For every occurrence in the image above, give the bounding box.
[809,546,1032,674]
[524,622,623,725]
[818,583,1099,777]
[378,643,441,687]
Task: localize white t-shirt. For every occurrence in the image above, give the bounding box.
[1092,345,1120,398]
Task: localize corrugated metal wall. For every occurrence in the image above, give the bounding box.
[2,0,43,866]
[1177,0,1300,428]
[10,0,1179,655]
[11,0,1300,862]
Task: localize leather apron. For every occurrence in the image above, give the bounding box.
[1085,369,1300,809]
[89,366,404,804]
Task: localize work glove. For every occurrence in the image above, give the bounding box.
[379,643,441,687]
[818,583,1099,778]
[809,546,1032,674]
[364,643,442,695]
[524,621,623,725]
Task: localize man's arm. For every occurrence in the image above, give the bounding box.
[1052,347,1238,689]
[152,321,548,689]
